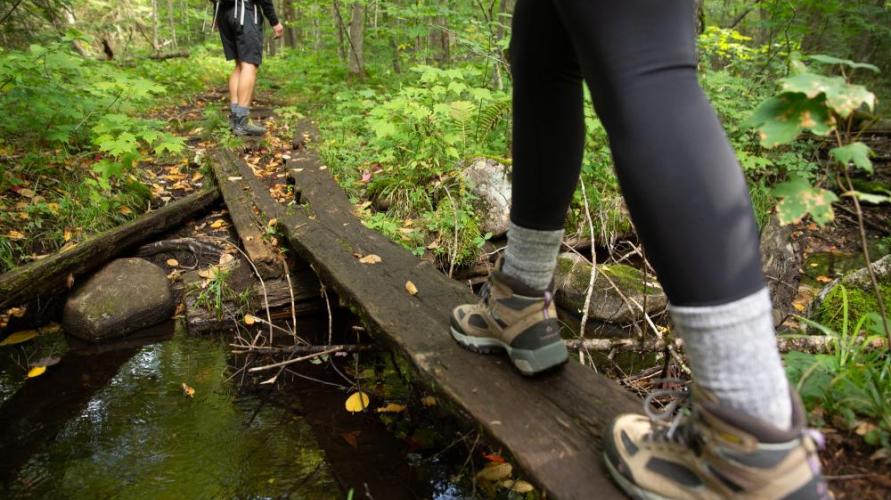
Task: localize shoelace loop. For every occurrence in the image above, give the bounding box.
[642,379,694,445]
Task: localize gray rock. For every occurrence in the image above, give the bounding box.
[464,158,511,237]
[553,253,667,324]
[760,215,801,323]
[63,258,174,342]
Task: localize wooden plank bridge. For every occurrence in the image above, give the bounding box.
[212,122,641,499]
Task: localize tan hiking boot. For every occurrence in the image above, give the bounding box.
[604,385,830,499]
[449,264,568,376]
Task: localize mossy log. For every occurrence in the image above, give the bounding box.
[0,188,220,310]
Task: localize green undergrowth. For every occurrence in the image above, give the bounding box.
[816,282,891,334]
[788,286,891,450]
[0,35,227,273]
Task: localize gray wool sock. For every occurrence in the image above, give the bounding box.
[501,222,564,291]
[670,288,792,430]
[230,102,238,114]
[233,105,250,118]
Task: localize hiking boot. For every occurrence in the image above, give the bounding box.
[233,113,266,136]
[449,262,568,376]
[228,111,237,131]
[603,385,830,499]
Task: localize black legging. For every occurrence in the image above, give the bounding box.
[509,0,764,307]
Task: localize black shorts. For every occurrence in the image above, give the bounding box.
[218,2,264,66]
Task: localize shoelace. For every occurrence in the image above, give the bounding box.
[642,380,696,446]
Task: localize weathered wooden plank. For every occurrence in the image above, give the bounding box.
[222,122,640,499]
[210,150,282,279]
[0,188,220,310]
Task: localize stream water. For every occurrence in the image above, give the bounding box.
[0,319,471,499]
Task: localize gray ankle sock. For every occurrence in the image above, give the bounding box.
[670,288,792,430]
[501,222,564,291]
[234,105,250,118]
[230,102,238,114]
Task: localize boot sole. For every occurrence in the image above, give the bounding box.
[449,326,568,376]
[603,452,672,500]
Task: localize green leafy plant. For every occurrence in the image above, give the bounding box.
[749,55,890,341]
[786,287,890,450]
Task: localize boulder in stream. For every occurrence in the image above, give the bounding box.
[553,252,666,324]
[463,158,511,237]
[63,258,174,342]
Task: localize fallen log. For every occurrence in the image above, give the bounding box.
[210,150,282,279]
[564,335,887,354]
[149,50,190,60]
[236,120,640,499]
[0,188,220,310]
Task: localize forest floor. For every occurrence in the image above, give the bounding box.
[1,87,890,497]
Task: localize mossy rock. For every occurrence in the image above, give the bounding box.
[554,253,666,325]
[63,258,174,342]
[810,254,891,333]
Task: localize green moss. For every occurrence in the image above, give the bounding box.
[816,283,891,333]
[601,264,653,294]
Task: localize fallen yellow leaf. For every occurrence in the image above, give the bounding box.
[499,479,534,493]
[211,220,225,229]
[63,228,73,242]
[244,314,257,325]
[421,396,437,407]
[345,391,370,413]
[405,281,418,296]
[376,402,407,414]
[119,206,133,215]
[166,259,179,267]
[476,463,512,482]
[182,383,195,398]
[7,230,25,240]
[27,366,46,378]
[0,330,39,346]
[267,218,278,228]
[359,254,382,265]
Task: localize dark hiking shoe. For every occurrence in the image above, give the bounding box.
[228,111,237,131]
[604,386,830,500]
[449,263,568,376]
[233,114,266,136]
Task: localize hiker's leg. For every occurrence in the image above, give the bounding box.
[236,61,258,108]
[229,61,241,108]
[502,0,584,290]
[547,0,789,427]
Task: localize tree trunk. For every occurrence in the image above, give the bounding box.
[332,0,347,61]
[347,1,366,76]
[166,0,178,49]
[283,0,299,48]
[151,0,160,52]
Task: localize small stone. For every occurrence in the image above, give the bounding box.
[63,258,174,342]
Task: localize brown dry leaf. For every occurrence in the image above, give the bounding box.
[476,463,512,482]
[63,228,73,242]
[166,259,179,267]
[341,431,360,449]
[405,281,418,296]
[181,383,196,398]
[815,275,833,284]
[854,421,878,436]
[197,266,218,279]
[359,254,382,265]
[7,230,25,240]
[191,172,204,182]
[267,218,278,228]
[219,253,235,266]
[18,188,35,198]
[8,307,27,318]
[32,356,61,368]
[119,206,133,216]
[66,273,75,289]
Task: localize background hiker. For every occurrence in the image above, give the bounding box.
[213,0,284,136]
[449,1,829,498]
